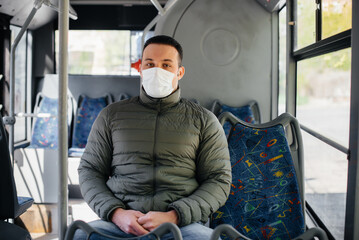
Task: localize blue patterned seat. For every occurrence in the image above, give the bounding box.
[29,93,74,149]
[30,96,58,148]
[211,112,305,240]
[70,94,112,153]
[211,100,260,137]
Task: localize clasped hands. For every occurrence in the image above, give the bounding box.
[111,208,179,236]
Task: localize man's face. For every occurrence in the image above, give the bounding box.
[140,43,185,91]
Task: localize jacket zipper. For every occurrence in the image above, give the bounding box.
[152,111,160,209]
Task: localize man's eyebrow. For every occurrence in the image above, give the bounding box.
[143,58,153,61]
[163,59,173,62]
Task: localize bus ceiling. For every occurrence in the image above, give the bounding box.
[0,0,78,29]
[0,0,285,30]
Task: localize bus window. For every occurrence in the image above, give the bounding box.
[322,0,352,39]
[55,30,152,76]
[10,25,31,143]
[297,48,351,148]
[297,1,316,49]
[297,47,351,240]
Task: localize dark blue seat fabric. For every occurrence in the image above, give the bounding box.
[221,104,256,137]
[210,100,260,137]
[212,113,305,240]
[70,95,110,150]
[30,96,58,149]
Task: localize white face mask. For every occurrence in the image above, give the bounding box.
[142,67,176,98]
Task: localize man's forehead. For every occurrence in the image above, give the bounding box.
[143,44,179,57]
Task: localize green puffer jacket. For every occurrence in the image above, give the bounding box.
[78,88,231,227]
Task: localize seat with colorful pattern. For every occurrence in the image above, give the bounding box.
[211,112,305,240]
[29,93,74,149]
[211,100,260,137]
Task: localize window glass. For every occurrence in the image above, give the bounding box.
[322,0,352,39]
[10,25,27,142]
[303,131,347,239]
[296,48,351,147]
[296,1,316,49]
[56,30,150,76]
[278,6,287,115]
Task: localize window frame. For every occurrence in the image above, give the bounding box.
[284,0,356,239]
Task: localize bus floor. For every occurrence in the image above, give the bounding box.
[22,198,99,240]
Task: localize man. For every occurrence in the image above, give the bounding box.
[76,35,231,240]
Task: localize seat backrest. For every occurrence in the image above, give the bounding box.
[212,112,305,240]
[211,100,261,137]
[30,92,75,149]
[71,94,112,148]
[30,94,59,148]
[0,113,19,220]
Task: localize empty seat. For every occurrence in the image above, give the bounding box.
[69,94,112,157]
[29,92,74,149]
[211,100,260,137]
[211,112,306,239]
[13,92,75,203]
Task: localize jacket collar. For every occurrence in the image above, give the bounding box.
[140,87,181,111]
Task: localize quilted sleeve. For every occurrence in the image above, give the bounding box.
[78,107,126,221]
[168,111,231,226]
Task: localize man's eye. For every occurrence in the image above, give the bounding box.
[147,63,154,67]
[163,64,170,68]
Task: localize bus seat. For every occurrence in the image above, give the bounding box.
[210,100,260,137]
[211,112,306,240]
[117,93,130,101]
[29,92,75,149]
[65,220,183,240]
[0,221,32,240]
[0,112,33,239]
[69,94,112,157]
[209,224,328,240]
[13,92,75,203]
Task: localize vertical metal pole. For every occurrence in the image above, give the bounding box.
[58,0,69,239]
[7,6,39,161]
[286,0,297,116]
[344,0,359,239]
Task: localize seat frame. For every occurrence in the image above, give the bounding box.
[65,220,183,240]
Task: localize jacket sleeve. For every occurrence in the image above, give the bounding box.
[168,111,231,226]
[78,107,126,221]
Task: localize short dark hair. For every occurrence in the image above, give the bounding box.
[142,35,183,66]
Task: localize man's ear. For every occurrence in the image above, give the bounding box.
[178,66,185,80]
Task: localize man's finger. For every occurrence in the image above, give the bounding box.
[131,222,150,236]
[137,215,148,225]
